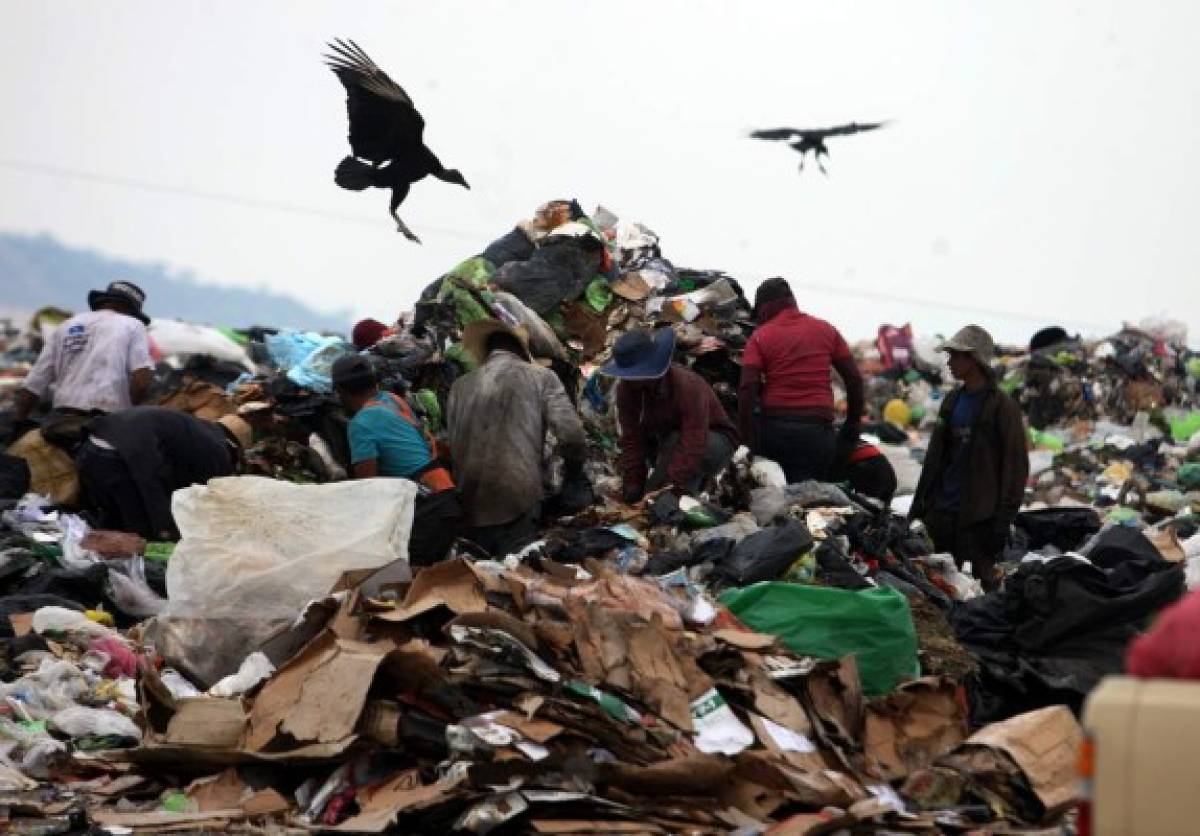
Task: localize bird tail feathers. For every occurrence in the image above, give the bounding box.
[334,156,377,191]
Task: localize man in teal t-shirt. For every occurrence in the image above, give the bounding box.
[332,355,461,564]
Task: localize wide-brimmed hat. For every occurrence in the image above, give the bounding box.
[88,281,149,325]
[462,319,532,366]
[599,328,676,380]
[937,325,995,369]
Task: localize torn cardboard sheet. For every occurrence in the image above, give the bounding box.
[330,769,468,832]
[246,631,392,751]
[952,705,1083,812]
[373,557,486,622]
[864,677,967,781]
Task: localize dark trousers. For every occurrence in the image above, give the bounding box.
[757,416,836,485]
[409,489,464,567]
[923,509,999,592]
[646,431,736,494]
[466,509,539,558]
[75,443,159,538]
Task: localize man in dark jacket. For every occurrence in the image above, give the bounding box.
[911,325,1028,591]
[75,407,246,540]
[602,329,739,502]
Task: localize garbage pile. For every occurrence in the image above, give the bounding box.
[2,197,1199,833]
[0,476,1088,834]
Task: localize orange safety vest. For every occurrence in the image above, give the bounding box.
[366,392,455,494]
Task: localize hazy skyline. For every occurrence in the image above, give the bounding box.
[2,1,1198,345]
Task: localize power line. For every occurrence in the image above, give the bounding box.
[0,157,486,243]
[0,156,1120,334]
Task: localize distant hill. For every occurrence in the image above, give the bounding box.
[0,231,351,332]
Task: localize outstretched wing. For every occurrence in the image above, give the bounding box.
[324,38,424,163]
[749,127,804,141]
[821,121,889,138]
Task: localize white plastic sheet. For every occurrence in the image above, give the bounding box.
[165,476,416,620]
[149,318,254,368]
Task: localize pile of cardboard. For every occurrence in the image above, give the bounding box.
[0,553,1077,834]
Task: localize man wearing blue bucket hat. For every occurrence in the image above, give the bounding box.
[600,328,739,503]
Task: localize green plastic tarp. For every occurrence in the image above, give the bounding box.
[718,583,919,696]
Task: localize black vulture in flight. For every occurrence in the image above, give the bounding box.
[750,122,887,175]
[324,39,469,243]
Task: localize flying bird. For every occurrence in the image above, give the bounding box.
[324,38,469,243]
[749,122,888,175]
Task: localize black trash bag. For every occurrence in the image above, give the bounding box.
[1015,508,1102,552]
[546,528,632,564]
[644,538,728,577]
[480,227,535,269]
[0,454,31,500]
[492,236,603,316]
[1082,525,1166,573]
[814,540,872,590]
[713,519,813,587]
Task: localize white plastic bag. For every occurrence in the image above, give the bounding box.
[149,318,255,368]
[48,706,140,740]
[208,651,275,697]
[165,476,416,620]
[31,607,113,640]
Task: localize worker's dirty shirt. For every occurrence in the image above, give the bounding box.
[447,350,585,528]
[22,310,153,413]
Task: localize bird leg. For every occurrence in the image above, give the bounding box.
[816,152,829,176]
[391,208,422,244]
[797,153,806,174]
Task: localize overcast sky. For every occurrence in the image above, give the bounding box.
[2,1,1198,345]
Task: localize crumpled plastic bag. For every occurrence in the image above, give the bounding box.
[209,651,275,697]
[106,556,167,618]
[166,476,416,621]
[48,706,140,741]
[712,519,814,587]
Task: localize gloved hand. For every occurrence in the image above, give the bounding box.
[831,423,860,481]
[557,470,595,515]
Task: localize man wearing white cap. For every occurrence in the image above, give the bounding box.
[910,325,1028,591]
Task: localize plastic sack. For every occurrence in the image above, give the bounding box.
[48,706,140,740]
[712,519,813,587]
[287,337,352,394]
[209,651,275,697]
[265,330,325,370]
[719,583,920,696]
[106,557,167,618]
[0,659,90,719]
[31,606,113,640]
[165,476,416,620]
[148,319,254,368]
[749,457,787,489]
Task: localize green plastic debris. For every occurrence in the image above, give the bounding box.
[31,543,62,561]
[1179,463,1200,492]
[999,374,1022,396]
[1105,506,1140,525]
[160,791,190,813]
[415,389,443,434]
[144,542,175,562]
[781,550,817,584]
[1187,357,1200,380]
[1029,428,1065,453]
[584,277,614,313]
[19,720,47,735]
[1168,411,1200,443]
[216,326,250,346]
[903,369,921,384]
[719,583,919,696]
[565,681,642,724]
[909,404,926,424]
[445,342,477,372]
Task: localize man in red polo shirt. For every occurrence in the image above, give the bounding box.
[738,277,865,484]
